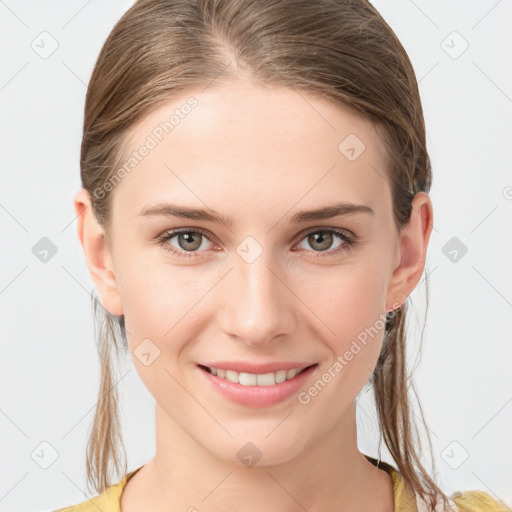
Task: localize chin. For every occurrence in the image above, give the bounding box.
[202,430,313,469]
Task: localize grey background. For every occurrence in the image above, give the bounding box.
[1,0,511,510]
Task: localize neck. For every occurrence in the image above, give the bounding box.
[122,400,395,512]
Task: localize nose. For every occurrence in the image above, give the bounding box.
[218,252,296,347]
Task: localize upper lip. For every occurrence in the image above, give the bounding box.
[199,361,317,374]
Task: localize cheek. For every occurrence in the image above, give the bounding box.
[297,278,386,416]
[117,263,198,401]
[118,251,199,333]
[298,263,387,383]
[117,256,221,375]
[299,260,387,336]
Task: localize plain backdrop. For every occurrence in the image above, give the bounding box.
[1,1,511,511]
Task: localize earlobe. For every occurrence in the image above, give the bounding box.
[386,192,434,310]
[73,188,124,316]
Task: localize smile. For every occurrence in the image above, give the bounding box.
[201,365,310,386]
[197,363,319,408]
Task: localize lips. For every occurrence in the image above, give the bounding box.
[196,362,319,407]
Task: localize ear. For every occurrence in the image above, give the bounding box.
[73,188,124,316]
[386,192,434,310]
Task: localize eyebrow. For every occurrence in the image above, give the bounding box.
[139,201,374,225]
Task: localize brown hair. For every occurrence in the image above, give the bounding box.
[80,0,447,508]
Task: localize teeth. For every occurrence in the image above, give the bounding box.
[257,372,275,386]
[275,370,287,383]
[286,369,297,380]
[225,370,238,383]
[206,366,307,386]
[239,372,257,385]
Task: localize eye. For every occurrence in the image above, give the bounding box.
[155,228,218,258]
[294,228,355,258]
[155,227,356,259]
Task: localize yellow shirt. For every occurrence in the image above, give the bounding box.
[53,457,509,512]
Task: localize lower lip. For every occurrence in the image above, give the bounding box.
[197,364,318,408]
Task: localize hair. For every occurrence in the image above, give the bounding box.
[80,0,447,508]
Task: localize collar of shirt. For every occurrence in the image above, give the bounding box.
[56,455,465,512]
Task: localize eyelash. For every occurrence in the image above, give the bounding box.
[155,227,356,260]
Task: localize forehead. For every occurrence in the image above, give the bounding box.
[110,81,391,223]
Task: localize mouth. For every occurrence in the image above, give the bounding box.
[198,363,318,387]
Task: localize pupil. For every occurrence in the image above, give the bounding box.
[180,232,201,250]
[311,231,332,251]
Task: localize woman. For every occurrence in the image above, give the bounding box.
[55,0,507,510]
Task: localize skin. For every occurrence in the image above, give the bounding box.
[74,80,433,512]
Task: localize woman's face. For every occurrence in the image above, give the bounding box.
[91,81,415,466]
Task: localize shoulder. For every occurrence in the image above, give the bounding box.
[450,490,511,512]
[51,489,116,512]
[52,503,100,512]
[415,490,510,512]
[51,470,136,512]
[52,497,107,512]
[369,455,510,512]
